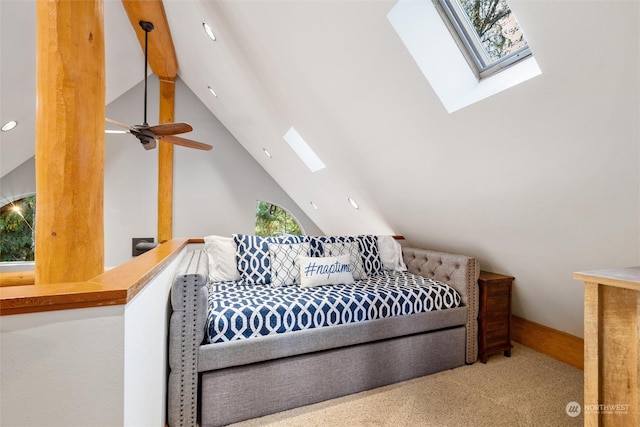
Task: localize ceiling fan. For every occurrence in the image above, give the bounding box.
[106,20,212,151]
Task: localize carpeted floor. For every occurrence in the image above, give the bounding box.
[231,343,583,427]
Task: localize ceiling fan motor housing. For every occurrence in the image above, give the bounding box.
[133,127,157,150]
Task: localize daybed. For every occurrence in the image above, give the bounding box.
[167,235,479,427]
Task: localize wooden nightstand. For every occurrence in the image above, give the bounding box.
[478,271,514,363]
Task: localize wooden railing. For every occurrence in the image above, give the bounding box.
[0,270,35,287]
[0,238,202,316]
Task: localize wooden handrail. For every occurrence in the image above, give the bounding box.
[0,271,35,287]
[0,238,197,316]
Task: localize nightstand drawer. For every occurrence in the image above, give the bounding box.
[485,323,509,342]
[485,297,510,314]
[485,319,508,332]
[486,282,511,296]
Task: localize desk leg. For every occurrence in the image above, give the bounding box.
[585,282,639,426]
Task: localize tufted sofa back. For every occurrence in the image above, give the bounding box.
[403,246,479,364]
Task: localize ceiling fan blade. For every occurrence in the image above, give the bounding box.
[157,135,213,151]
[105,117,136,132]
[148,122,193,136]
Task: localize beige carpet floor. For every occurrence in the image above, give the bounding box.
[231,343,583,427]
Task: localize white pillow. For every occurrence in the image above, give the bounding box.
[322,241,366,279]
[268,242,310,287]
[377,236,407,271]
[299,255,355,288]
[203,235,241,282]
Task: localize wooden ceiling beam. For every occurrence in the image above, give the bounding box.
[121,0,177,242]
[121,0,177,79]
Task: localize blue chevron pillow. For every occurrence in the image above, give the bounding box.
[357,235,383,276]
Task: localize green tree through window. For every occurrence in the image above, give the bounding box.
[0,195,36,261]
[255,201,302,237]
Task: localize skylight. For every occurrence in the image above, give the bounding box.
[283,127,326,173]
[437,0,531,78]
[388,0,541,113]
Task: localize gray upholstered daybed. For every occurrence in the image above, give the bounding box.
[167,237,479,427]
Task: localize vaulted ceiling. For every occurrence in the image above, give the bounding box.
[1,0,639,336]
[3,0,637,235]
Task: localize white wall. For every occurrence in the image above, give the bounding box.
[123,247,185,426]
[0,306,126,426]
[0,246,186,427]
[104,76,322,268]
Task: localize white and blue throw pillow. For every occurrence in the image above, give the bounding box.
[234,234,307,285]
[357,235,384,276]
[268,242,310,287]
[322,241,366,280]
[308,235,355,257]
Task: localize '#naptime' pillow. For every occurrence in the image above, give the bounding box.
[234,234,307,285]
[203,235,241,282]
[268,242,310,287]
[298,255,355,288]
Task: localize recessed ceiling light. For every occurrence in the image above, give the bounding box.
[203,22,216,41]
[310,202,319,210]
[263,148,272,158]
[1,120,18,132]
[207,86,218,97]
[348,197,359,209]
[105,129,127,134]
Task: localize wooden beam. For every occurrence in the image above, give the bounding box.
[121,1,177,242]
[158,78,175,242]
[35,0,105,284]
[121,0,177,79]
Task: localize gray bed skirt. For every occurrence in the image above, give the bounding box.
[200,326,466,427]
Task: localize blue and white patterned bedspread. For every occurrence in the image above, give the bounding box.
[206,270,462,344]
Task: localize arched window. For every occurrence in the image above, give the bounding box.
[255,201,303,237]
[0,195,36,261]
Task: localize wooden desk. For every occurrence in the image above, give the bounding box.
[574,267,640,426]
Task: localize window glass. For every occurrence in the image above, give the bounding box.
[255,201,303,237]
[1,195,36,261]
[439,0,531,76]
